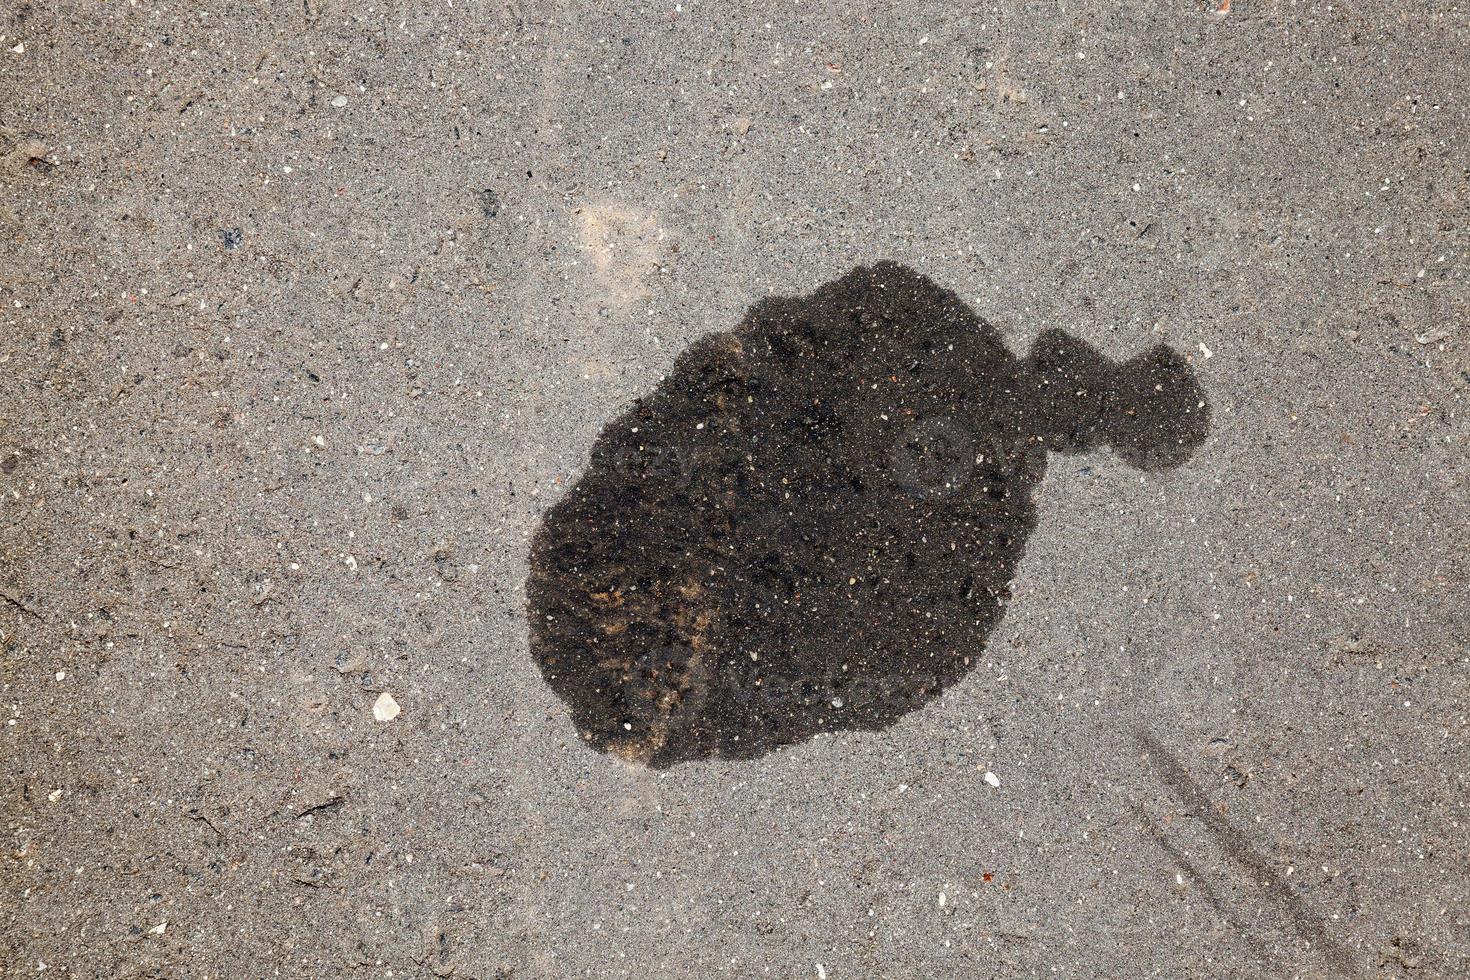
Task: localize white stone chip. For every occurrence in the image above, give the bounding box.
[373,692,401,722]
[983,770,1000,788]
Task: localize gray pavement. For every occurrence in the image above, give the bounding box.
[2,1,1467,977]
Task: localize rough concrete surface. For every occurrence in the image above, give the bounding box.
[2,1,1467,977]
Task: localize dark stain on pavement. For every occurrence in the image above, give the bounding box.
[527,262,1210,767]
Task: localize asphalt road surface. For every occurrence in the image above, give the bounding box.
[3,2,1467,977]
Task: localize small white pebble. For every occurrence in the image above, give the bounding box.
[983,770,1000,788]
[54,671,65,681]
[331,94,348,108]
[373,693,401,722]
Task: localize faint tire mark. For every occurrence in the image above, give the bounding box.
[1134,728,1361,979]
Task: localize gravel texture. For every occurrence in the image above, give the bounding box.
[2,2,1467,977]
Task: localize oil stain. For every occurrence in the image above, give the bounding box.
[528,262,1210,767]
